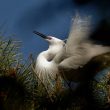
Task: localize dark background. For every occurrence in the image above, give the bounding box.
[0,0,109,58]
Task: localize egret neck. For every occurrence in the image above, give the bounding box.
[34,31,65,88]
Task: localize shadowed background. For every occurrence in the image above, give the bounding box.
[0,0,109,58]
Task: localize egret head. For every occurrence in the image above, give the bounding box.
[33,31,65,46]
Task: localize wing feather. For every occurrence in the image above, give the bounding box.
[66,13,92,53]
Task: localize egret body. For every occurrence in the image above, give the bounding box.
[34,14,110,88]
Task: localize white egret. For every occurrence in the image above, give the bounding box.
[33,31,65,88]
[34,14,110,89]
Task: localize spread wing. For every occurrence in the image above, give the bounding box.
[53,13,110,82]
[66,13,92,53]
[54,13,93,70]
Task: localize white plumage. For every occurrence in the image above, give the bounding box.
[34,14,110,88]
[34,35,65,88]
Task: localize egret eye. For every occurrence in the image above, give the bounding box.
[46,36,52,40]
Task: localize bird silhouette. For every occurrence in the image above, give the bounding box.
[33,14,110,89]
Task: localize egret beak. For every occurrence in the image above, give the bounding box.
[33,31,47,39]
[33,31,51,40]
